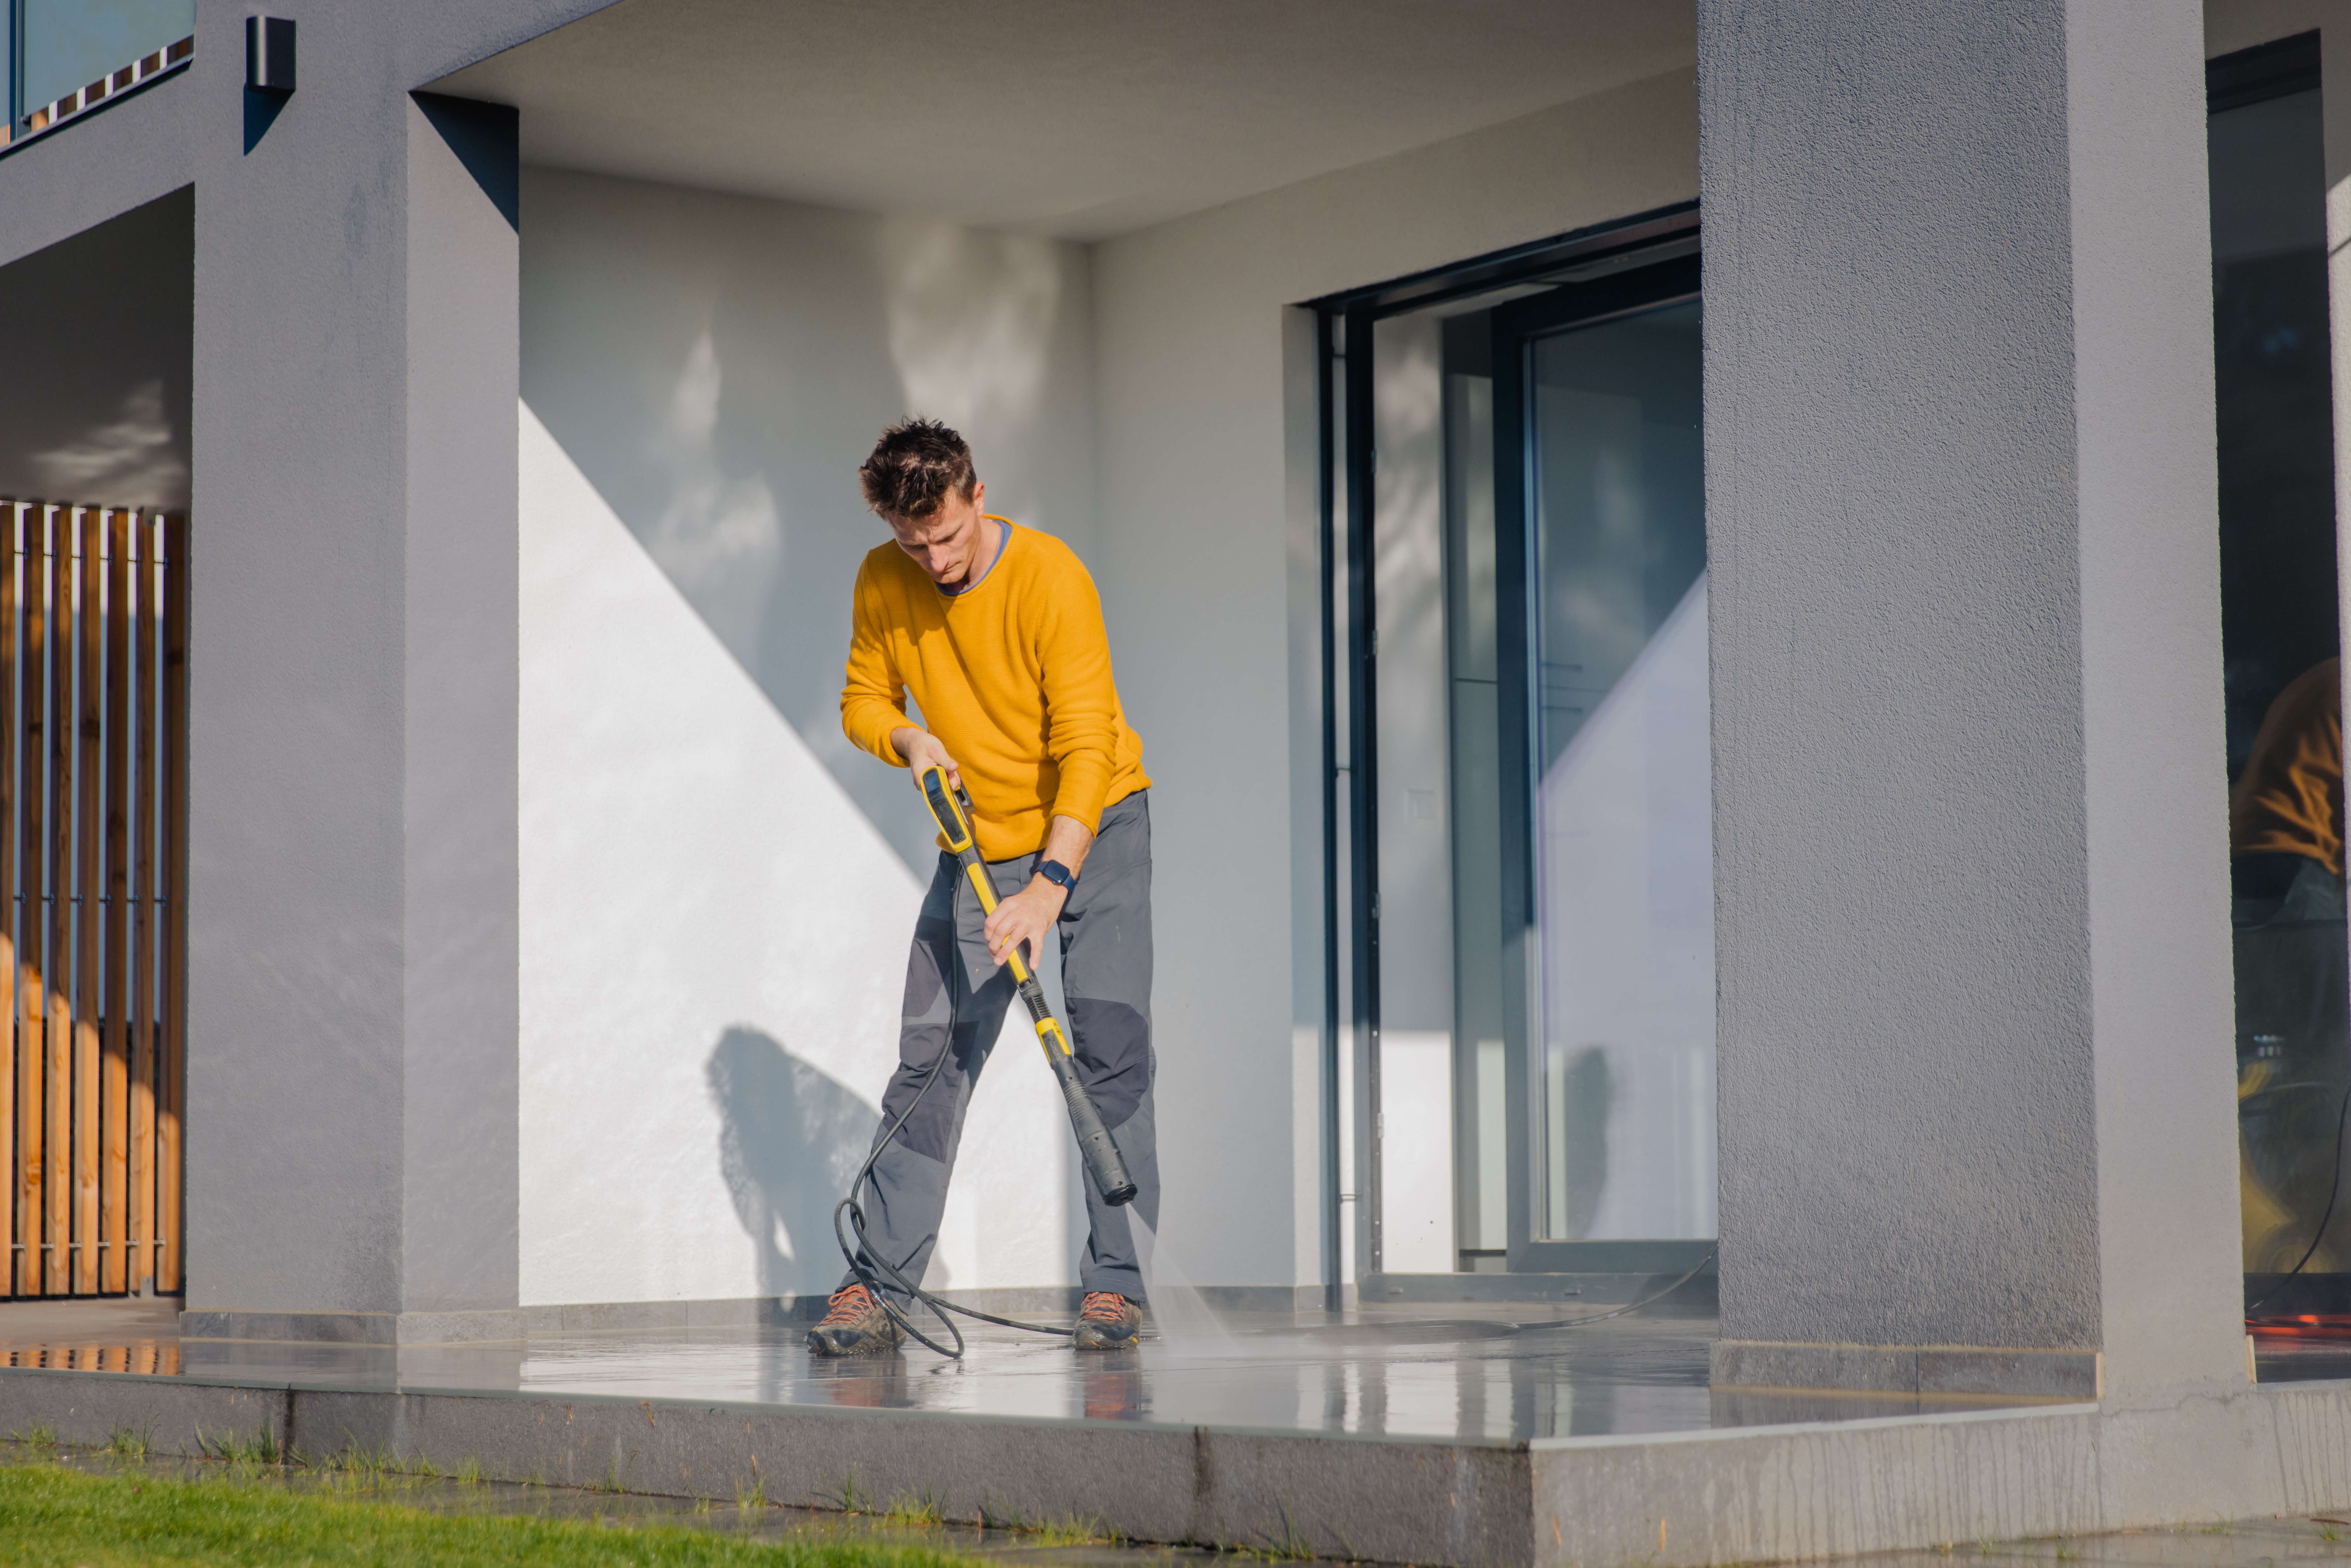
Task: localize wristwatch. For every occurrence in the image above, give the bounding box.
[1037,859,1077,893]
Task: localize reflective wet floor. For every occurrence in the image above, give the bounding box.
[2251,1327,2351,1385]
[0,1297,2076,1441]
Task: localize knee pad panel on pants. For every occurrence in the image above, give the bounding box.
[1066,997,1152,1129]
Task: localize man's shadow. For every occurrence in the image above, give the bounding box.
[708,1027,931,1299]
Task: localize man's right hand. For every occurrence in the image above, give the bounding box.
[891,726,962,792]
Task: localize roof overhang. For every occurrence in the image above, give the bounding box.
[432,0,1695,241]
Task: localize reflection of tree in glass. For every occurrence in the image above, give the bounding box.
[1553,1046,1614,1241]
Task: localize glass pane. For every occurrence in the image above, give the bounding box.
[2209,86,2348,1300]
[1529,298,1713,1241]
[23,0,192,113]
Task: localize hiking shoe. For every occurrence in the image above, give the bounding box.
[806,1284,904,1357]
[1072,1291,1142,1351]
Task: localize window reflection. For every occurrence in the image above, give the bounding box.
[2235,659,2347,1277]
[22,0,192,113]
[2209,75,2349,1309]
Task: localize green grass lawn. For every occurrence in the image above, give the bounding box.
[0,1462,989,1568]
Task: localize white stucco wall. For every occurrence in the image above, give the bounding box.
[515,171,1097,1307]
[1089,67,1700,1289]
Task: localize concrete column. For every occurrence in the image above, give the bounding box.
[182,8,521,1341]
[1702,0,2245,1400]
[401,94,521,1322]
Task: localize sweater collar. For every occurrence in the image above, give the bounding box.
[938,515,1014,597]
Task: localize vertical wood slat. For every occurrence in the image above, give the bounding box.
[43,505,69,1297]
[16,506,45,1298]
[0,504,14,1299]
[73,506,101,1295]
[42,974,66,1296]
[129,514,154,1296]
[158,513,185,1295]
[101,510,129,1295]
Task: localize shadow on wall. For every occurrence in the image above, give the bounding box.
[519,170,1097,872]
[1551,1045,1612,1242]
[0,188,192,508]
[709,1025,932,1298]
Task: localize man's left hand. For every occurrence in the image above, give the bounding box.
[986,878,1068,971]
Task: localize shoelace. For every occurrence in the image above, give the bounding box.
[818,1286,877,1327]
[1078,1292,1129,1322]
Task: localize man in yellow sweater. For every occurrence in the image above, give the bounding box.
[812,418,1157,1355]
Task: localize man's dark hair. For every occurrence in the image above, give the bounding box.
[859,418,977,520]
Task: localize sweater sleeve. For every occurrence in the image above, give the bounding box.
[840,557,914,767]
[1036,559,1122,833]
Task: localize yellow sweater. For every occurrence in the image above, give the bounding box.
[840,519,1150,860]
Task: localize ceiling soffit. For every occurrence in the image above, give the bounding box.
[434,0,1696,240]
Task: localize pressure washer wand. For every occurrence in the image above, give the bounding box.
[918,764,1138,1207]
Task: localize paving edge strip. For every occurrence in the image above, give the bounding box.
[0,1368,1530,1566]
[12,1368,2351,1566]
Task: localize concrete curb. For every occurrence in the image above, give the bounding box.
[9,1367,2351,1565]
[0,1368,1531,1565]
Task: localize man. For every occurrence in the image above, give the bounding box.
[811,418,1157,1355]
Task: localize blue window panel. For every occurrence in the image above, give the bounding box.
[23,0,191,114]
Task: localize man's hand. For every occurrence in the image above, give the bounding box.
[985,880,1067,971]
[891,726,960,789]
[983,813,1095,970]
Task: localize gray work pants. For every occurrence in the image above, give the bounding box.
[843,789,1158,1304]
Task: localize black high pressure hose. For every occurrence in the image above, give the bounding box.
[831,1029,1075,1359]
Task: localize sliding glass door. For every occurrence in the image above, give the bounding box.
[1326,228,1714,1286]
[1494,257,1714,1274]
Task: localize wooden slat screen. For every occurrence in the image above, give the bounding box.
[0,503,184,1299]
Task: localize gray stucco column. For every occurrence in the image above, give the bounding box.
[180,9,529,1341]
[1702,0,2247,1400]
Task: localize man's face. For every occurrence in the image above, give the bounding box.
[886,481,990,585]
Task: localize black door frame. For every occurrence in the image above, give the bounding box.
[1306,204,1704,1289]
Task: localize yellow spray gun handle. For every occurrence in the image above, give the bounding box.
[918,763,1053,1012]
[913,766,1131,1204]
[918,763,978,854]
[959,863,1036,986]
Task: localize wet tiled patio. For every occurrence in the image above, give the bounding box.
[0,1296,2067,1442]
[10,1296,2351,1568]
